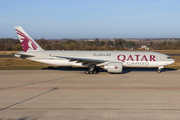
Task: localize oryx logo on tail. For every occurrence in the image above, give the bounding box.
[15,26,43,52]
[16,29,37,52]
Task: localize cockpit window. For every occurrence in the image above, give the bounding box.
[167,57,172,59]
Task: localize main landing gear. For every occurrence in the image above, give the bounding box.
[157,66,164,73]
[85,64,99,74]
[85,69,99,74]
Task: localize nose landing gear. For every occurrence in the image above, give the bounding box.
[157,66,164,73]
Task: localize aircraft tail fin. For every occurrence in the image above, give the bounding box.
[15,26,44,52]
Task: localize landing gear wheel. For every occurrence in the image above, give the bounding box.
[85,70,90,74]
[157,70,161,73]
[85,67,99,74]
[93,69,99,74]
[90,70,94,74]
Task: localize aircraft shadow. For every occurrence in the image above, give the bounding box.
[42,66,88,71]
[42,66,107,73]
[122,68,177,74]
[42,66,177,74]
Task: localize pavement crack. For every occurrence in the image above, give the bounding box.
[0,87,58,112]
[0,75,84,90]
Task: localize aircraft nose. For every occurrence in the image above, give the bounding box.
[168,59,175,65]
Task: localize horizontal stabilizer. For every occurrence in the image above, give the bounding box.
[15,53,35,58]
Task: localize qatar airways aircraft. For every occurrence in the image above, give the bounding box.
[14,26,175,74]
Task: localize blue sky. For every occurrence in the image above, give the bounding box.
[0,0,180,39]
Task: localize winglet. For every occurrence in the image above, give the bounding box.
[15,26,44,52]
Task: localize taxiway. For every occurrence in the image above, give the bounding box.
[0,69,180,120]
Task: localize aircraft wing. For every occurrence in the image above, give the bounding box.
[52,56,107,64]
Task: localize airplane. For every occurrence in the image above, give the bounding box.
[14,26,175,74]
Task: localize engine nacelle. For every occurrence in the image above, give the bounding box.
[104,62,123,73]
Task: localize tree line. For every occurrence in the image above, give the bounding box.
[0,38,180,51]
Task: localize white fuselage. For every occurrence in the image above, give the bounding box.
[16,50,175,68]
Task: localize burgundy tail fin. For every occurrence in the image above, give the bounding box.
[15,26,44,52]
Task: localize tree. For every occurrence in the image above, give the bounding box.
[168,41,171,46]
[94,38,100,46]
[37,38,48,49]
[12,43,22,51]
[52,41,62,50]
[100,41,105,46]
[150,41,153,47]
[66,39,76,44]
[163,41,166,46]
[126,41,135,48]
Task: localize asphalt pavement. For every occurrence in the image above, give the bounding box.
[0,69,180,120]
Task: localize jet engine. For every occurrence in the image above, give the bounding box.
[103,62,123,73]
